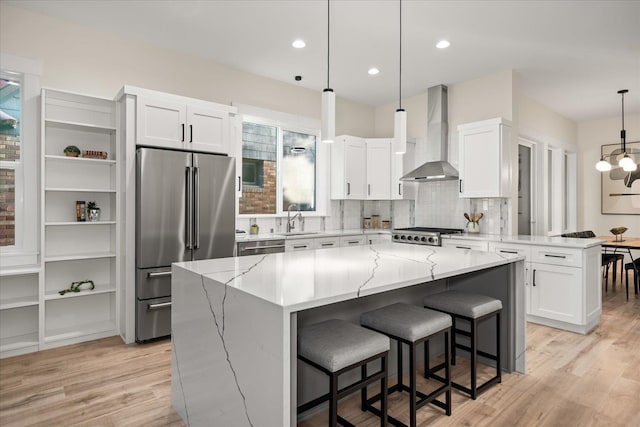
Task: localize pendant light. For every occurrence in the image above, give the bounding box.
[595,89,637,172]
[394,0,407,154]
[617,89,637,171]
[321,0,335,144]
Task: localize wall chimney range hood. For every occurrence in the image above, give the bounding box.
[401,85,459,182]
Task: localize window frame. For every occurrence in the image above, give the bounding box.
[236,105,328,218]
[0,54,41,267]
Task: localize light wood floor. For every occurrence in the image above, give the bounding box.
[1,277,638,427]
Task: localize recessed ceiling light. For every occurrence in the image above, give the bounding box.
[292,39,306,49]
[436,40,450,49]
[368,67,380,75]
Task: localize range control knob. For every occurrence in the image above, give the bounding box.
[428,237,436,244]
[400,235,406,240]
[421,237,427,243]
[393,234,400,240]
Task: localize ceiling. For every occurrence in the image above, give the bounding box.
[8,0,640,122]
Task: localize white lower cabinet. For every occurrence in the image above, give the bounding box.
[285,239,315,252]
[315,237,340,250]
[529,262,582,324]
[367,234,391,245]
[284,234,387,252]
[486,240,601,334]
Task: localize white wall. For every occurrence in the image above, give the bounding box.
[578,114,640,237]
[0,4,375,137]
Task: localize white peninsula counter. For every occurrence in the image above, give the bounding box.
[171,243,525,427]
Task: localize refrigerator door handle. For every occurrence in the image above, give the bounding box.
[186,167,193,249]
[194,166,200,249]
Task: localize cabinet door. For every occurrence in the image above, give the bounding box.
[186,104,230,155]
[340,235,366,247]
[441,238,489,251]
[315,238,339,250]
[344,138,367,199]
[136,96,186,149]
[458,119,510,198]
[366,139,391,199]
[530,263,582,324]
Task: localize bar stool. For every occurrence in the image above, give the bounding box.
[360,303,452,427]
[423,291,502,400]
[297,319,390,426]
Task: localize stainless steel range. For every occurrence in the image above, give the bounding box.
[392,227,464,246]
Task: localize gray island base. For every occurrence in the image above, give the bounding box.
[171,243,525,426]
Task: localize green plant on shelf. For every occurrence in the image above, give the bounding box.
[58,279,95,295]
[63,145,81,157]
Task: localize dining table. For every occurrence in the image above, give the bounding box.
[596,235,640,297]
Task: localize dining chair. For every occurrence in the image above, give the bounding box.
[624,258,640,300]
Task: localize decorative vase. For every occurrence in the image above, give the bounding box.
[467,221,480,234]
[88,208,100,222]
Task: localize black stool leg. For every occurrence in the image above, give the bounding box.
[397,340,403,389]
[330,372,338,426]
[470,318,477,400]
[381,354,388,427]
[444,330,451,416]
[410,342,417,427]
[451,316,457,365]
[361,364,367,411]
[423,340,430,379]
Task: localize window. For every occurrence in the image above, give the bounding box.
[0,54,41,266]
[238,109,325,217]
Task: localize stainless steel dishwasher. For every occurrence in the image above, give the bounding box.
[237,239,286,256]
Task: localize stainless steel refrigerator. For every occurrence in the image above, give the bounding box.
[135,147,235,342]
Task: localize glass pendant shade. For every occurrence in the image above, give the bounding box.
[394,109,407,154]
[619,154,637,172]
[595,159,612,172]
[321,89,335,143]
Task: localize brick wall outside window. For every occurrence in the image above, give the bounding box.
[0,167,15,246]
[239,160,276,214]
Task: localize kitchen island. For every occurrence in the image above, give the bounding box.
[171,243,525,427]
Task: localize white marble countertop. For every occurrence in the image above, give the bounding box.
[442,233,604,249]
[174,242,522,312]
[235,228,391,242]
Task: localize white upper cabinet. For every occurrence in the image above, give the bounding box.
[331,135,367,199]
[132,88,235,154]
[366,139,391,199]
[331,136,404,200]
[391,140,415,200]
[458,118,512,198]
[186,104,230,154]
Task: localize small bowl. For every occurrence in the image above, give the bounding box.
[610,227,627,236]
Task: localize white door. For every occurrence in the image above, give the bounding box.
[136,97,186,149]
[344,138,366,199]
[366,140,391,199]
[186,105,230,154]
[530,263,582,324]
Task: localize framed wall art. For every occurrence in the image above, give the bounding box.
[601,141,640,215]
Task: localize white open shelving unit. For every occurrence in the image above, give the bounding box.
[0,266,41,358]
[39,88,120,350]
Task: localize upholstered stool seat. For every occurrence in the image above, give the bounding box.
[424,291,502,400]
[297,319,390,426]
[361,303,452,427]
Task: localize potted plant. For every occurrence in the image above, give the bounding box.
[464,212,483,233]
[87,201,100,222]
[63,145,81,157]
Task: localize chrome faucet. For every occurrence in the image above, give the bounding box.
[287,204,303,232]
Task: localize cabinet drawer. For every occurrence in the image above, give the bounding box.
[442,239,489,251]
[340,235,366,247]
[531,246,582,267]
[489,242,531,260]
[315,238,340,250]
[285,240,314,252]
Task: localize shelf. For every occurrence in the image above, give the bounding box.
[45,188,116,193]
[45,284,116,301]
[45,155,116,165]
[45,221,116,226]
[45,118,115,133]
[45,252,116,262]
[0,266,40,277]
[0,333,39,352]
[44,320,116,343]
[0,297,39,310]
